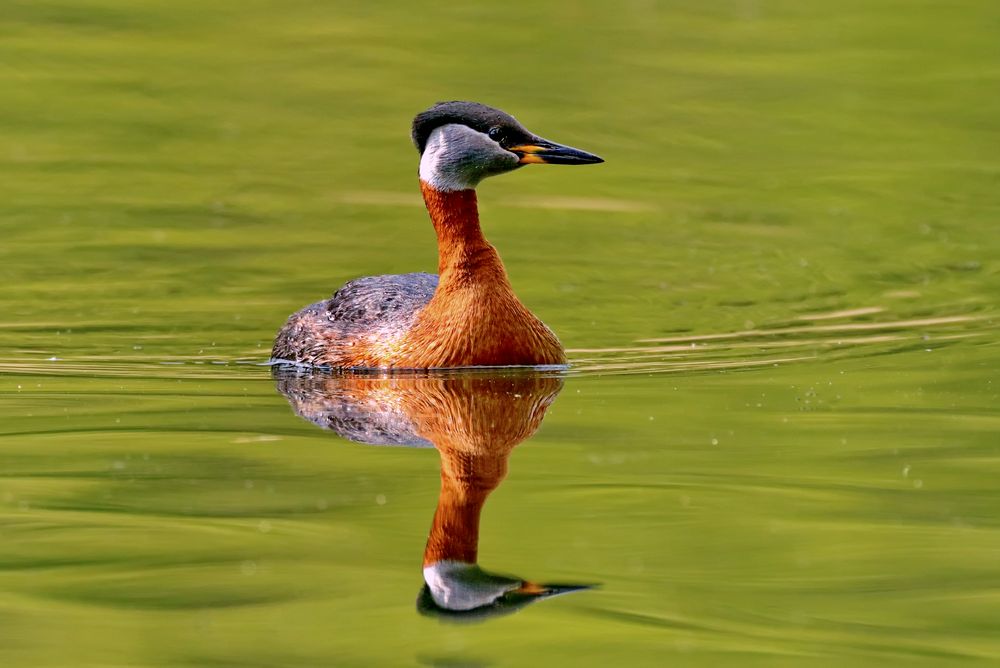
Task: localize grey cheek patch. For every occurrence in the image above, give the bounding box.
[419,124,519,191]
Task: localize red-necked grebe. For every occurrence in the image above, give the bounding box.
[271,101,603,369]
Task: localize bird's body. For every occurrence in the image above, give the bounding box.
[271,101,602,370]
[270,272,440,368]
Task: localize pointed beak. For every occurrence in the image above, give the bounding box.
[514,581,597,599]
[509,138,604,165]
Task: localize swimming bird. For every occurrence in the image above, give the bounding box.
[271,101,603,369]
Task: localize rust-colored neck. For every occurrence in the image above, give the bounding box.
[405,182,564,368]
[420,181,508,285]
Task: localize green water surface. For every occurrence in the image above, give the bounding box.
[2,1,999,665]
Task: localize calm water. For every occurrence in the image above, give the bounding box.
[2,1,999,665]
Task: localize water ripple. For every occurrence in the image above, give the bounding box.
[569,311,995,377]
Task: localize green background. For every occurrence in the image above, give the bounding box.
[1,1,998,665]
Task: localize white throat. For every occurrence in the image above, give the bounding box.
[419,125,477,192]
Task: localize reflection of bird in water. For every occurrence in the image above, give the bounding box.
[271,101,603,370]
[274,370,594,621]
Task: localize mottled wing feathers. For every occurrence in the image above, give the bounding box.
[325,273,439,326]
[271,273,438,366]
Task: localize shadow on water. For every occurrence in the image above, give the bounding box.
[273,368,595,622]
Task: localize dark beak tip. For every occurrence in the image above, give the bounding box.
[564,149,603,166]
[540,583,598,597]
[557,146,603,166]
[549,150,605,166]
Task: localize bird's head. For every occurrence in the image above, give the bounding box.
[412,101,603,192]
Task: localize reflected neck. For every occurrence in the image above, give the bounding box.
[422,449,509,567]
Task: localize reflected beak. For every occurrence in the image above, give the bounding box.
[509,138,604,165]
[514,580,596,599]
